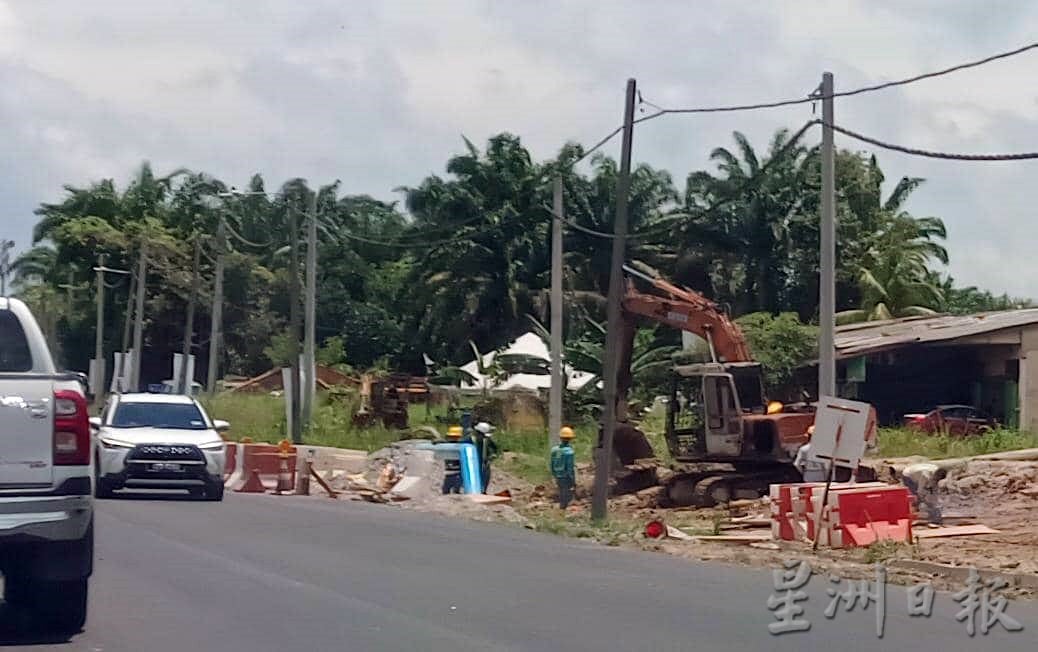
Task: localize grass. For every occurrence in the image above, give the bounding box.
[875,427,1038,459]
[525,512,642,546]
[202,393,598,486]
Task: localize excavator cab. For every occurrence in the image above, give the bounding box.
[666,364,747,460]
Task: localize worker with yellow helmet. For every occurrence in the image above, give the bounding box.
[550,426,577,508]
[440,426,464,494]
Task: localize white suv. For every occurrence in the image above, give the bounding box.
[92,393,228,501]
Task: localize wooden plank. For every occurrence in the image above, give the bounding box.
[914,525,999,539]
[692,533,773,543]
[467,494,512,505]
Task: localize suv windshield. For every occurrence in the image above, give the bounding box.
[111,402,208,430]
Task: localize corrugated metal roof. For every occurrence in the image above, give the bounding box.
[835,309,1038,358]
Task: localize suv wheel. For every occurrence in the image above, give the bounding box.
[205,481,225,502]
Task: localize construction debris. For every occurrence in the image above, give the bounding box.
[914,524,1000,539]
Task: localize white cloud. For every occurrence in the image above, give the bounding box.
[2,0,1038,299]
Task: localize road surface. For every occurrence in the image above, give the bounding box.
[2,492,1036,650]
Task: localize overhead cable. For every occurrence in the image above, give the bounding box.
[828,122,1038,161]
[634,41,1038,124]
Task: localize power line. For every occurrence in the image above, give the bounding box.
[828,122,1038,161]
[222,216,272,248]
[338,225,503,249]
[550,120,819,239]
[634,41,1038,124]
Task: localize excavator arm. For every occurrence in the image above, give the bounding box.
[610,265,755,463]
[615,265,751,409]
[620,269,751,364]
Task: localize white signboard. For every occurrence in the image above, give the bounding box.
[809,395,872,470]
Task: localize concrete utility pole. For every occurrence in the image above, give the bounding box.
[819,72,836,398]
[302,190,318,426]
[180,237,202,395]
[0,239,13,297]
[93,254,107,408]
[207,219,226,396]
[549,177,564,447]
[118,254,138,393]
[130,243,148,392]
[92,256,130,406]
[592,78,637,522]
[288,205,303,444]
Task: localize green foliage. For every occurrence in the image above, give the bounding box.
[19,130,1028,391]
[876,427,1038,459]
[736,312,817,388]
[315,336,347,368]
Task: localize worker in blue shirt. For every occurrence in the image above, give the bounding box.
[550,426,577,508]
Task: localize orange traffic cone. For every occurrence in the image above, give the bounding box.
[274,454,293,495]
[235,468,267,493]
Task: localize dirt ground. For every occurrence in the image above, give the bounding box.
[337,445,1038,596]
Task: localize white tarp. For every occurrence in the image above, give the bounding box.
[459,332,596,393]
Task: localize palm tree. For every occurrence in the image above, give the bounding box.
[837,216,947,323]
[400,134,549,362]
[681,129,812,313]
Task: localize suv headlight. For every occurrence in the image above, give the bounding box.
[199,440,225,451]
[99,436,135,449]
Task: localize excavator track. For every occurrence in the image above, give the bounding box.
[660,465,803,508]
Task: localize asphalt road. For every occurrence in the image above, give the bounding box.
[2,492,1037,651]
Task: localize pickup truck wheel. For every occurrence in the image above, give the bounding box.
[33,578,88,633]
[95,476,114,499]
[205,481,225,502]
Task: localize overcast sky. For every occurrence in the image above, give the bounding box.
[2,1,1037,296]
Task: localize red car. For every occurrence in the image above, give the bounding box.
[903,405,997,436]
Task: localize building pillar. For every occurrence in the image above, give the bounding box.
[1018,329,1038,432]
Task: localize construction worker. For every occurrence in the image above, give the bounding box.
[439,426,464,494]
[901,462,946,524]
[470,422,499,493]
[793,425,827,482]
[550,426,577,508]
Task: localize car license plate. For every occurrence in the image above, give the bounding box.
[149,462,183,472]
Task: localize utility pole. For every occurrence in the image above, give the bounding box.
[287,205,303,444]
[0,239,13,297]
[130,243,148,392]
[591,78,637,522]
[93,254,107,409]
[302,190,318,426]
[118,254,138,393]
[92,255,130,406]
[180,237,202,394]
[819,72,836,398]
[549,176,564,447]
[207,219,226,395]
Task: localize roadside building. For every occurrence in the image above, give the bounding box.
[823,310,1038,429]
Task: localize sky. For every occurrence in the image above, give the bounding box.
[2,0,1037,296]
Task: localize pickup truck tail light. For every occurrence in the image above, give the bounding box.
[54,389,90,466]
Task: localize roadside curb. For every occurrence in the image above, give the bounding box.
[887,559,1038,590]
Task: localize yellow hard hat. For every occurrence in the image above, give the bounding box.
[559,426,575,440]
[767,401,783,415]
[447,426,463,439]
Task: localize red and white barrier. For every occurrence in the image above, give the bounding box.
[224,442,297,492]
[770,482,911,548]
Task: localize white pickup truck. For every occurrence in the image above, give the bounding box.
[0,297,93,633]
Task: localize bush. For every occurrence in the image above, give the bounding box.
[876,427,1038,459]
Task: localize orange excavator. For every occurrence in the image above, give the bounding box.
[608,265,818,506]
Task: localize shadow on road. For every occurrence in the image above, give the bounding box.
[99,490,203,502]
[0,604,77,646]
